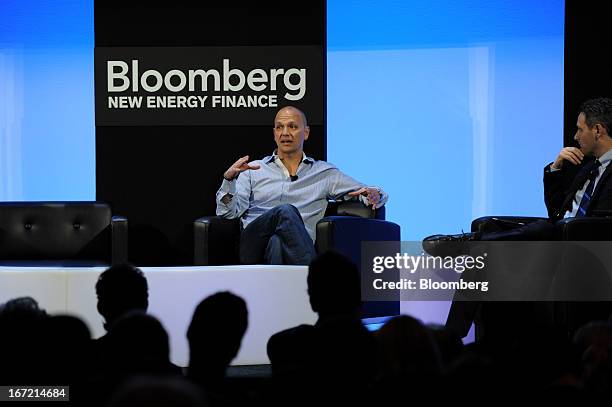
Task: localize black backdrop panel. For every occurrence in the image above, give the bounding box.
[564,0,612,146]
[95,2,326,265]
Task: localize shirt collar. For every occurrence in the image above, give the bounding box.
[597,148,612,167]
[265,151,314,164]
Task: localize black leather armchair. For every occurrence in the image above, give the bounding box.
[469,214,612,340]
[0,202,127,266]
[194,200,400,266]
[555,213,612,240]
[194,201,401,318]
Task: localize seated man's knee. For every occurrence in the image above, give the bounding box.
[273,204,300,219]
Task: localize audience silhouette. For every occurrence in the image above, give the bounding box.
[187,291,249,406]
[107,311,181,377]
[95,264,149,331]
[42,315,93,403]
[187,291,249,386]
[267,250,363,376]
[92,263,149,363]
[267,251,377,406]
[376,315,442,381]
[0,297,49,385]
[1,255,612,405]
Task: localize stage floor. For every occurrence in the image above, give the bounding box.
[0,265,317,366]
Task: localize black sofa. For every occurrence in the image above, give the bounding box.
[0,202,127,267]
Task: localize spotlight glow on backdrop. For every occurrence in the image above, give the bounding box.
[327,0,564,331]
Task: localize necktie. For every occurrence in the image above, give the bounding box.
[576,160,602,217]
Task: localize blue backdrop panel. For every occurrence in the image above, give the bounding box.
[327,0,564,240]
[0,0,94,201]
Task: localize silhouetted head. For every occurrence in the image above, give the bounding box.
[0,296,47,319]
[42,315,92,383]
[187,291,248,381]
[574,320,612,390]
[376,315,442,380]
[0,296,48,338]
[107,311,174,376]
[307,251,361,319]
[313,315,378,384]
[0,297,49,383]
[574,320,612,354]
[428,324,464,367]
[95,264,149,330]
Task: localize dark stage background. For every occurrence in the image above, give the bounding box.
[564,0,612,146]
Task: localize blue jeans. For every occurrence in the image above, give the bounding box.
[239,204,316,265]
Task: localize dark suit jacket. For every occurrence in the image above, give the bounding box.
[544,156,612,221]
[447,155,612,339]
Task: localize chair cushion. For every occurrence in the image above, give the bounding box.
[0,202,112,261]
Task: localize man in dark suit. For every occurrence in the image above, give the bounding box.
[426,98,612,338]
[545,98,612,221]
[426,97,612,243]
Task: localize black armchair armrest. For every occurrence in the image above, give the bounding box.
[327,200,386,220]
[194,217,241,265]
[471,216,548,233]
[555,216,612,241]
[316,216,400,265]
[316,216,400,319]
[111,215,128,265]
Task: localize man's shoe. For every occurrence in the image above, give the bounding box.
[422,232,480,257]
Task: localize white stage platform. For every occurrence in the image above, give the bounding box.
[0,265,317,366]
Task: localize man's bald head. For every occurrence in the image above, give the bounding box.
[275,106,308,128]
[273,106,310,158]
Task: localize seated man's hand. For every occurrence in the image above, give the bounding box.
[224,155,261,180]
[552,147,584,170]
[348,187,381,208]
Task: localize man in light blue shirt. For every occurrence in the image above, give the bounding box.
[216,106,388,265]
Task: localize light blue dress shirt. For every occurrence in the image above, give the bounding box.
[216,152,388,241]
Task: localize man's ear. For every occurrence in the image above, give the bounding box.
[597,123,610,139]
[304,125,310,141]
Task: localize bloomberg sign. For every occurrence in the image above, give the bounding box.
[95,46,324,126]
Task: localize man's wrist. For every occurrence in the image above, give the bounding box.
[220,177,237,196]
[367,186,382,197]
